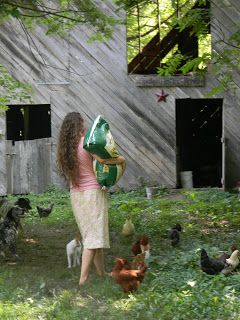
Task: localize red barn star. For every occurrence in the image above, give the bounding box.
[156,89,169,102]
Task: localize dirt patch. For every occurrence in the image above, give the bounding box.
[17,222,76,265]
[1,221,81,292]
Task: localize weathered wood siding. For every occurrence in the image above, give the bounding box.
[0,0,239,193]
[6,139,53,194]
[0,114,6,195]
[211,0,240,188]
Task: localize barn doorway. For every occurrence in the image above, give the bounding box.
[5,104,53,194]
[6,104,51,141]
[176,98,223,188]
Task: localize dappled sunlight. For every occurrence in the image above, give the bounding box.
[0,299,52,318]
[23,238,39,244]
[1,188,240,318]
[218,220,230,227]
[187,280,196,287]
[73,295,89,307]
[111,295,136,311]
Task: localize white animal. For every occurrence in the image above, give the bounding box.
[66,238,82,268]
[221,250,240,275]
[122,215,135,236]
[143,249,150,260]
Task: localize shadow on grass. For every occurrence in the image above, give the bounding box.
[1,188,240,319]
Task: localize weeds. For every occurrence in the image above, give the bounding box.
[1,187,240,319]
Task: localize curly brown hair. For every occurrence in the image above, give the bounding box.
[57,112,85,186]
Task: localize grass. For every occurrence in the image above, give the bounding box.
[1,187,240,319]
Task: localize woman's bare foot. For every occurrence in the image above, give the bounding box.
[79,275,88,286]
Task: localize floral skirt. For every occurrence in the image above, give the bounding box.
[70,189,109,249]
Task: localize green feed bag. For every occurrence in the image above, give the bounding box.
[83,115,123,188]
[93,160,123,188]
[83,115,119,159]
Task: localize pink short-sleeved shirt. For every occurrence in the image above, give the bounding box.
[70,136,100,192]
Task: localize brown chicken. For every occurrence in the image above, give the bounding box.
[111,258,147,293]
[132,235,149,256]
[131,252,146,269]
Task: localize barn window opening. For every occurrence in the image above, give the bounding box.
[127,0,211,75]
[6,104,51,141]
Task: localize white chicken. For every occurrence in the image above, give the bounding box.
[221,250,240,275]
[122,214,135,236]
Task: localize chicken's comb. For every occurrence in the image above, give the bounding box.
[140,236,149,245]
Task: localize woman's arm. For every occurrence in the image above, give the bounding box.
[92,154,126,176]
[92,154,125,165]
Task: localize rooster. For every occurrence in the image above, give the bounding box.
[221,250,240,275]
[168,223,182,246]
[37,204,54,218]
[132,235,150,256]
[200,249,225,275]
[111,258,147,293]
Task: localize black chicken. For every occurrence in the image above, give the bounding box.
[37,204,54,218]
[168,223,182,246]
[200,249,226,275]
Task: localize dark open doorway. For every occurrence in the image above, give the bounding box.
[6,104,51,141]
[176,98,223,188]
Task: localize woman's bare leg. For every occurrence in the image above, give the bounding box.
[79,248,96,286]
[93,248,105,276]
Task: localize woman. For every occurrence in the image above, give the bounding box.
[57,112,126,286]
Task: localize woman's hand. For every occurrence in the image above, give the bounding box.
[92,154,126,175]
[92,154,126,165]
[92,154,107,164]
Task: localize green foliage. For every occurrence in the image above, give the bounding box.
[158,5,240,97]
[157,52,186,76]
[0,64,32,112]
[1,188,240,319]
[126,0,240,97]
[0,1,121,109]
[126,0,210,64]
[126,0,176,62]
[157,52,211,76]
[181,52,211,73]
[207,26,240,96]
[175,4,210,37]
[0,0,120,39]
[155,1,211,75]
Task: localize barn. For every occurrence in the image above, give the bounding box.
[0,0,239,195]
